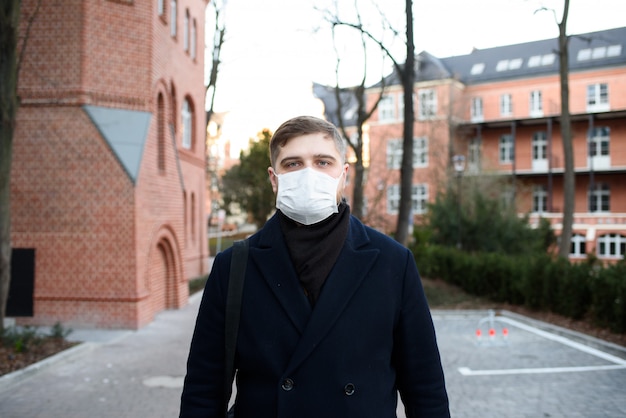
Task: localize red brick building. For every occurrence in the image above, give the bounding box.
[10,0,209,329]
[317,27,626,262]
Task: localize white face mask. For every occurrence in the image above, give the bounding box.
[275,168,343,225]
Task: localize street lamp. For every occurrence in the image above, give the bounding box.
[452,155,466,249]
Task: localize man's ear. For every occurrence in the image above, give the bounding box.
[268,167,278,193]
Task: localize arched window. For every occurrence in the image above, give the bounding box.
[182,98,193,149]
[157,93,165,172]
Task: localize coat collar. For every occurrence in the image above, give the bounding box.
[249,213,380,374]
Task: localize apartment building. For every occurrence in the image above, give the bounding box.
[316,27,626,261]
[8,0,209,329]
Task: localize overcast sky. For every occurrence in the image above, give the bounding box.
[207,0,626,153]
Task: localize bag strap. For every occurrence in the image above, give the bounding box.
[224,239,248,417]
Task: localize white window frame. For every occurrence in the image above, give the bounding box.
[588,183,610,213]
[588,126,610,169]
[500,93,512,116]
[586,83,609,112]
[378,95,395,122]
[170,0,177,38]
[387,184,428,215]
[597,234,626,259]
[387,184,401,214]
[532,185,547,213]
[182,99,192,149]
[418,89,437,120]
[386,138,402,169]
[532,131,548,171]
[387,137,428,169]
[570,234,587,257]
[530,90,543,117]
[471,97,483,122]
[499,134,514,164]
[158,0,164,16]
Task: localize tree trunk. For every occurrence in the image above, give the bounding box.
[557,0,574,258]
[0,0,21,331]
[351,140,365,219]
[394,0,415,246]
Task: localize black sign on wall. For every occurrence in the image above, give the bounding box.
[6,248,35,317]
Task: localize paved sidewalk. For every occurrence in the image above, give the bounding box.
[1,293,626,417]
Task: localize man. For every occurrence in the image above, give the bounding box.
[180,116,449,417]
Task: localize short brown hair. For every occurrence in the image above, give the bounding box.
[269,116,346,167]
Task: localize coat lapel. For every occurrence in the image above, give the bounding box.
[283,218,379,375]
[251,216,312,334]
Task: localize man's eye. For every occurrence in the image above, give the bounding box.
[317,161,330,167]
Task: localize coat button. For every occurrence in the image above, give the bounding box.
[281,378,294,391]
[344,383,355,396]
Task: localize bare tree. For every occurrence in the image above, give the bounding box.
[0,0,42,330]
[325,5,387,219]
[205,0,227,127]
[538,0,573,258]
[322,0,416,245]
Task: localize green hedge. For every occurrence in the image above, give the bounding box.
[414,244,625,333]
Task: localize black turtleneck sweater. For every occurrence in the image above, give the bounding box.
[278,202,350,307]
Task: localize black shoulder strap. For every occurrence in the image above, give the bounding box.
[224,239,248,417]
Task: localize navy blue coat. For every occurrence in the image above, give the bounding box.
[180,214,449,417]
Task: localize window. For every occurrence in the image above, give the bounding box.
[597,234,625,259]
[181,99,192,149]
[157,93,165,171]
[530,90,542,117]
[499,134,514,163]
[157,0,164,16]
[500,94,512,116]
[588,183,610,212]
[496,58,523,71]
[578,44,622,61]
[378,95,395,121]
[532,185,547,213]
[386,137,428,169]
[570,234,587,257]
[418,89,437,120]
[588,126,610,157]
[532,131,547,160]
[468,138,481,172]
[414,137,428,167]
[183,9,190,51]
[386,184,428,215]
[170,0,177,37]
[412,184,428,214]
[587,83,609,112]
[470,63,485,75]
[528,53,555,67]
[471,97,483,122]
[191,19,197,59]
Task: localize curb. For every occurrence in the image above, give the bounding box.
[0,341,96,394]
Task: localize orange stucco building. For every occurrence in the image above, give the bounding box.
[318,27,626,262]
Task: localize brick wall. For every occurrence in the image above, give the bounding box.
[11,0,209,329]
